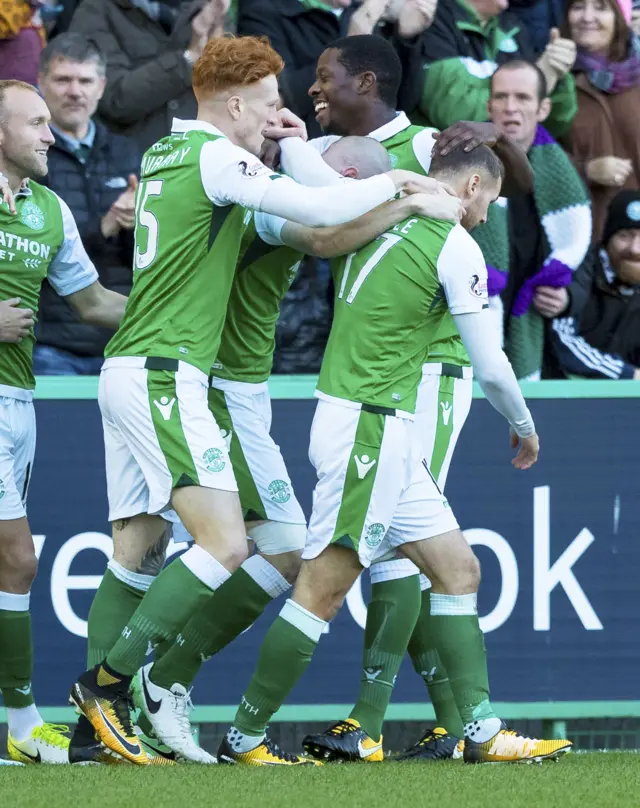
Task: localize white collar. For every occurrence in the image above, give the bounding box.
[170,118,225,137]
[368,111,411,142]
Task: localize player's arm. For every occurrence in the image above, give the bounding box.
[47,195,127,330]
[66,282,127,330]
[278,136,349,187]
[273,192,463,258]
[437,230,538,469]
[200,139,434,228]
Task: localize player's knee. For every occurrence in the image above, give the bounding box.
[259,549,302,585]
[215,541,250,573]
[446,552,480,595]
[293,577,347,622]
[0,543,38,592]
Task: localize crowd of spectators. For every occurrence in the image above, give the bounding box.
[0,0,638,380]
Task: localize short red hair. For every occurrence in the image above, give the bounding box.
[193,35,284,98]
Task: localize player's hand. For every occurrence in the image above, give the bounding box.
[408,190,464,222]
[0,172,16,215]
[0,298,34,343]
[262,108,308,142]
[510,429,539,470]
[533,285,569,318]
[397,0,438,38]
[585,156,633,187]
[433,121,500,156]
[260,138,282,170]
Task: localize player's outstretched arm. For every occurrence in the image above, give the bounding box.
[65,281,127,330]
[279,191,463,258]
[453,310,539,469]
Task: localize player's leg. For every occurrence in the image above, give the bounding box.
[0,399,68,763]
[394,468,572,763]
[400,373,474,755]
[146,385,305,695]
[70,363,246,764]
[220,402,409,766]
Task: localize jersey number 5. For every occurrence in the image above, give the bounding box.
[134,180,163,270]
[337,233,402,304]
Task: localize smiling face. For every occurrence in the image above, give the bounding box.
[608,228,640,284]
[488,65,550,152]
[0,86,55,180]
[39,57,105,138]
[308,48,365,135]
[568,0,617,54]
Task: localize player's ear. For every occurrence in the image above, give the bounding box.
[537,97,551,123]
[227,95,242,121]
[357,71,376,96]
[341,166,358,179]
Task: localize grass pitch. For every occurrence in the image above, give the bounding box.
[0,753,635,808]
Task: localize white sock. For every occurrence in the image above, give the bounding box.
[242,555,290,599]
[226,726,264,753]
[7,704,43,742]
[179,545,231,591]
[464,717,503,743]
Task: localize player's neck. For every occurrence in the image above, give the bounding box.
[0,159,26,196]
[348,104,396,137]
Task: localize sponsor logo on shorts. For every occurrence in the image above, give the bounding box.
[469,273,488,299]
[20,200,45,231]
[354,454,376,480]
[0,478,4,500]
[268,479,291,504]
[364,523,385,549]
[203,447,225,472]
[440,401,452,425]
[153,396,176,421]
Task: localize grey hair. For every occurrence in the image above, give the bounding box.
[323,136,392,179]
[40,33,106,76]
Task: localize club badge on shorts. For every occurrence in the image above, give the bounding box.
[203,448,226,473]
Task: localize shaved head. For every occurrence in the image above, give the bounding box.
[323,136,392,179]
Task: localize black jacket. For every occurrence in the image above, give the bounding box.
[36,121,141,357]
[550,249,640,378]
[238,0,418,137]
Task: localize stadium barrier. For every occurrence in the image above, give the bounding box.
[0,377,638,744]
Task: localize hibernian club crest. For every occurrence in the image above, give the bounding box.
[20,200,45,231]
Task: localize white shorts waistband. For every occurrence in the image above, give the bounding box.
[0,384,33,402]
[210,376,269,396]
[102,356,208,384]
[421,362,474,380]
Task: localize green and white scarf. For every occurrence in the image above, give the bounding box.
[472,125,591,379]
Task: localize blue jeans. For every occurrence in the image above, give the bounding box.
[32,345,105,376]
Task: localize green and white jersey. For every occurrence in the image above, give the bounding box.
[213,210,302,383]
[0,183,97,398]
[314,112,470,368]
[317,219,488,416]
[107,119,286,376]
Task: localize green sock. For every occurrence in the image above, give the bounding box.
[151,566,275,690]
[0,602,34,708]
[407,588,464,738]
[234,602,325,737]
[87,567,149,668]
[106,552,225,677]
[349,576,421,740]
[427,593,495,725]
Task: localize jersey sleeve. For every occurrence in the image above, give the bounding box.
[308,135,342,155]
[279,136,346,187]
[47,194,99,297]
[254,212,287,247]
[412,128,438,174]
[200,138,283,208]
[436,226,488,315]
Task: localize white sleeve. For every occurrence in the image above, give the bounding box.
[437,226,489,315]
[47,194,99,297]
[200,137,396,228]
[280,137,346,187]
[254,212,286,247]
[453,310,535,438]
[412,128,438,174]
